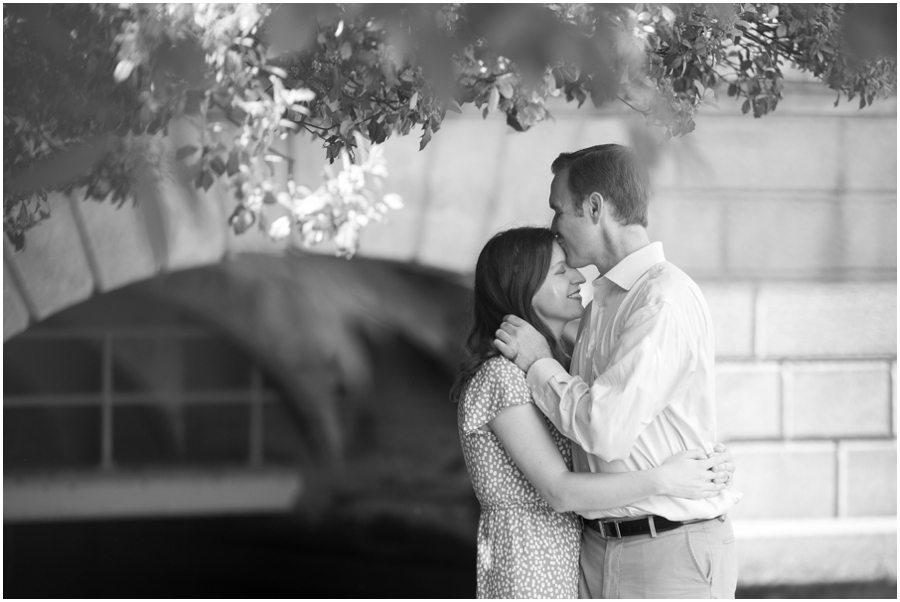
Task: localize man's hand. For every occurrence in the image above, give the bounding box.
[708,442,736,489]
[493,315,553,373]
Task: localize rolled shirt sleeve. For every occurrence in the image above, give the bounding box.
[527,300,695,463]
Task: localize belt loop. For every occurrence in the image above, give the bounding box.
[597,521,606,538]
[614,521,622,538]
[648,516,658,538]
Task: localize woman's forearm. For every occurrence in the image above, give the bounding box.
[544,467,664,514]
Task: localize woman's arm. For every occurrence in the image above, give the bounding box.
[489,402,727,514]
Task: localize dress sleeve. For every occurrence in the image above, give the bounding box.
[460,357,534,434]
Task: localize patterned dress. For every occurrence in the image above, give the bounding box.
[458,356,582,599]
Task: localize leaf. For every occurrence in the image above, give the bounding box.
[497,80,514,99]
[113,59,135,83]
[226,150,240,176]
[776,24,787,38]
[8,229,25,251]
[409,91,418,110]
[419,125,432,151]
[176,145,199,161]
[741,99,751,114]
[201,170,214,191]
[210,156,226,175]
[447,98,462,113]
[488,86,500,113]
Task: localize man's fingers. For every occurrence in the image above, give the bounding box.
[498,321,517,335]
[682,449,706,460]
[493,339,516,359]
[503,314,527,326]
[495,329,514,344]
[698,456,721,470]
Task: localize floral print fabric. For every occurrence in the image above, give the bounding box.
[458,356,582,599]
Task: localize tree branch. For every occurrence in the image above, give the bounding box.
[616,95,650,115]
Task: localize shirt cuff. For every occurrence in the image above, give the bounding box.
[526,357,568,390]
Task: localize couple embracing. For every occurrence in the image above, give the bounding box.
[452,144,742,599]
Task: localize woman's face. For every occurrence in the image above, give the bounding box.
[532,241,586,335]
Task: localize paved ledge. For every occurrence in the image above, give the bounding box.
[733,518,897,585]
[4,468,304,522]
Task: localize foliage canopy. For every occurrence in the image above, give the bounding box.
[4,3,896,254]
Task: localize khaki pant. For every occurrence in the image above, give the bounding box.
[578,516,737,599]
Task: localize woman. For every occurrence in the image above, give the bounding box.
[452,227,732,599]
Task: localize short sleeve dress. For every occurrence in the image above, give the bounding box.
[458,356,582,599]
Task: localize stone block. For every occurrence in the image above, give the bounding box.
[760,282,896,358]
[724,197,841,277]
[842,440,897,517]
[842,194,897,273]
[845,119,898,191]
[789,362,892,438]
[152,118,228,271]
[893,362,897,437]
[488,119,588,236]
[415,116,511,272]
[3,261,31,340]
[716,363,782,441]
[734,519,897,585]
[69,190,158,291]
[5,192,95,321]
[647,197,723,278]
[727,442,837,519]
[701,283,756,358]
[653,118,841,191]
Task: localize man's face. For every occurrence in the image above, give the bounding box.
[549,169,597,269]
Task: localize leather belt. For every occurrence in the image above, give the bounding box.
[585,515,716,538]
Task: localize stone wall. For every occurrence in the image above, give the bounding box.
[4,79,895,586]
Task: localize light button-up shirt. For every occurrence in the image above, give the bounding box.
[527,242,741,521]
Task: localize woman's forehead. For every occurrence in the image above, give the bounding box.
[550,240,567,261]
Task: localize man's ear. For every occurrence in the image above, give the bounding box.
[587,192,603,224]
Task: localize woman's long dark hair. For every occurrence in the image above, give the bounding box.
[450,227,570,402]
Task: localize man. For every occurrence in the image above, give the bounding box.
[494,144,741,599]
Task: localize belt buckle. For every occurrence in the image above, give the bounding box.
[601,520,622,538]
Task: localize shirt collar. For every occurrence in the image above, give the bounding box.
[596,242,666,292]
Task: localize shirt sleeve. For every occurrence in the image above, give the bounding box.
[526,299,695,462]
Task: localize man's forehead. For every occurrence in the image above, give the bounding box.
[549,171,570,208]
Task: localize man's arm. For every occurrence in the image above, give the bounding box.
[519,300,695,462]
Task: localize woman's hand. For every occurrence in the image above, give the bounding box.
[654,449,729,500]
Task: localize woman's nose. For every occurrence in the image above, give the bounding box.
[570,269,586,285]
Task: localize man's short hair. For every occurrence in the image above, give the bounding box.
[551,144,650,227]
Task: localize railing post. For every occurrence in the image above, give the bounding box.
[101,334,114,471]
[249,364,264,467]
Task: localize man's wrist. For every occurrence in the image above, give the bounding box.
[525,357,567,386]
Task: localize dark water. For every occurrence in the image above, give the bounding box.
[4,514,477,598]
[5,515,895,598]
